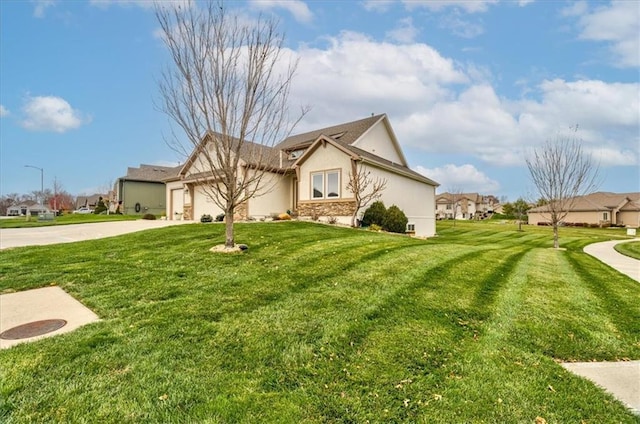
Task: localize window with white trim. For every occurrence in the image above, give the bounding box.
[407,223,415,232]
[603,212,609,221]
[311,170,340,199]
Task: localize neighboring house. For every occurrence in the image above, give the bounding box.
[6,200,51,216]
[527,192,640,227]
[435,192,498,220]
[166,114,440,237]
[116,164,181,215]
[75,194,109,211]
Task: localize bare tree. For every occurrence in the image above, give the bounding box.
[346,162,387,227]
[526,133,599,248]
[447,188,464,227]
[155,1,305,248]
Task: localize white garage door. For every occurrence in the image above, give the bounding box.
[170,189,184,220]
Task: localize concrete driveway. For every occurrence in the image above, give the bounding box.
[0,219,193,250]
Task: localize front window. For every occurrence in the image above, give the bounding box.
[327,172,339,198]
[311,170,340,199]
[312,173,324,199]
[603,212,609,221]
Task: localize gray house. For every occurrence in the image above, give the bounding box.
[6,200,51,217]
[115,164,181,215]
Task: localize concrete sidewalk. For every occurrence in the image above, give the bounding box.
[0,219,193,250]
[569,238,640,415]
[584,238,640,282]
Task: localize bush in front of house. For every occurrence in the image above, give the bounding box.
[383,205,408,234]
[201,214,213,223]
[142,213,156,220]
[215,213,225,222]
[94,197,108,215]
[368,223,382,232]
[361,201,386,227]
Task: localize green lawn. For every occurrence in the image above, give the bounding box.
[0,213,140,229]
[615,241,640,260]
[0,221,638,423]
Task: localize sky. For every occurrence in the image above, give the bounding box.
[1,0,639,201]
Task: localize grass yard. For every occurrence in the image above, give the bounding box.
[615,241,640,260]
[0,221,638,423]
[0,213,140,229]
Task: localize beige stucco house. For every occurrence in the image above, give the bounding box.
[435,192,498,220]
[165,114,439,237]
[527,192,640,227]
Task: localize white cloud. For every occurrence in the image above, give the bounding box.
[362,0,395,13]
[588,147,639,167]
[33,0,56,18]
[287,32,638,169]
[415,164,500,193]
[439,14,484,38]
[362,0,498,14]
[290,31,467,129]
[386,17,419,43]
[89,0,152,9]
[21,96,89,133]
[0,105,9,117]
[402,0,499,14]
[561,1,588,17]
[249,0,313,23]
[572,1,640,68]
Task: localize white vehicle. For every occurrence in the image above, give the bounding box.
[73,207,93,214]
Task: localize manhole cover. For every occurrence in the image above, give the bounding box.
[0,319,67,340]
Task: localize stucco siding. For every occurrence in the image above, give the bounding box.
[193,185,224,220]
[618,211,640,227]
[371,166,436,237]
[528,211,613,226]
[298,143,353,202]
[354,122,403,164]
[247,172,292,218]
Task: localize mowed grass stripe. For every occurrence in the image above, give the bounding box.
[1,222,639,423]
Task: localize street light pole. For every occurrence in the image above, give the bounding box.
[25,165,44,205]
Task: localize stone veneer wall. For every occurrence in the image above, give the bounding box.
[234,202,248,221]
[298,200,357,218]
[183,205,192,221]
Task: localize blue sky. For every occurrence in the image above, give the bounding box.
[1,0,638,201]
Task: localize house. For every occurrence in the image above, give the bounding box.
[6,200,51,217]
[115,164,181,215]
[435,192,498,220]
[527,192,640,227]
[75,194,110,211]
[165,114,440,237]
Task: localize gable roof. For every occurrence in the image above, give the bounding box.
[436,192,482,203]
[122,164,181,183]
[292,135,438,186]
[528,192,640,213]
[179,114,438,187]
[179,132,284,180]
[276,114,385,151]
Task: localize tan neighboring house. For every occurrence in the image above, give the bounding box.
[165,114,440,237]
[527,192,640,227]
[435,192,498,220]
